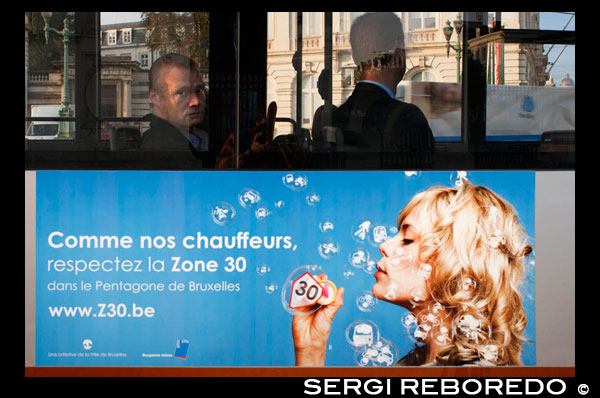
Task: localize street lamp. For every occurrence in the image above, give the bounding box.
[443,14,463,83]
[41,12,74,139]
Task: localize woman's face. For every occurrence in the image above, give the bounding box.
[372,204,431,309]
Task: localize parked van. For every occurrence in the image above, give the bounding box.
[26,105,62,140]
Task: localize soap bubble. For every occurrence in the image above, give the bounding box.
[281,264,325,316]
[428,301,450,319]
[256,264,271,276]
[416,263,433,280]
[408,286,428,307]
[306,192,321,206]
[238,188,261,209]
[450,171,469,187]
[351,219,372,244]
[348,247,370,269]
[211,202,236,226]
[282,172,308,191]
[318,237,340,259]
[265,282,278,294]
[431,324,453,346]
[363,260,377,275]
[255,205,271,221]
[342,268,355,280]
[388,247,413,270]
[273,200,286,213]
[345,319,380,351]
[319,220,335,233]
[418,310,441,327]
[384,280,399,301]
[356,290,377,312]
[452,311,491,347]
[354,337,399,367]
[404,171,422,179]
[370,338,399,367]
[459,276,477,292]
[367,224,398,247]
[409,323,432,347]
[355,349,372,367]
[401,312,418,329]
[478,344,502,363]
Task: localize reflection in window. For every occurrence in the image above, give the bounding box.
[409,12,436,30]
[25,12,76,140]
[301,74,321,126]
[107,30,117,45]
[122,28,132,44]
[411,70,438,82]
[302,12,322,36]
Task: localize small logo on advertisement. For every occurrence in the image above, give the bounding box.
[174,339,189,359]
[519,96,536,119]
[82,339,93,350]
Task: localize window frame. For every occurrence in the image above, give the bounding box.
[25,11,575,171]
[408,12,437,31]
[122,27,132,44]
[107,29,117,45]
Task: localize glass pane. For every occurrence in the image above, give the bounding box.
[100,12,209,153]
[484,12,575,145]
[423,12,436,28]
[25,12,76,141]
[409,12,421,30]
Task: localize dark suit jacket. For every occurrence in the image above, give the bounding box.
[138,114,203,159]
[312,82,434,168]
[333,82,434,151]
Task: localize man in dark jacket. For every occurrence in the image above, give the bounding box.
[139,53,208,158]
[313,13,434,168]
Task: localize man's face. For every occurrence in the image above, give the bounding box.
[150,66,206,131]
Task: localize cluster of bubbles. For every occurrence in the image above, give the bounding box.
[210,174,320,296]
[401,301,452,347]
[345,320,399,366]
[351,219,398,248]
[210,186,284,226]
[210,189,274,294]
[397,272,505,364]
[212,171,531,366]
[282,172,308,192]
[356,291,377,312]
[256,263,278,295]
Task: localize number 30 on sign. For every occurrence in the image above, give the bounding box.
[289,272,337,309]
[289,272,323,309]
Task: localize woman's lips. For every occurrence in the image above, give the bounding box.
[374,259,387,278]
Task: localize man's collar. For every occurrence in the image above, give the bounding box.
[358,80,397,100]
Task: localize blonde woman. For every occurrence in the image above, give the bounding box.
[292,181,532,366]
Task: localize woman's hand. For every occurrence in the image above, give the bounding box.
[292,275,344,366]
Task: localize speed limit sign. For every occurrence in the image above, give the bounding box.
[289,272,324,309]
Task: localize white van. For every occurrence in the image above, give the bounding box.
[26,105,62,140]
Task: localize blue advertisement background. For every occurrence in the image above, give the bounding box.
[35,170,535,366]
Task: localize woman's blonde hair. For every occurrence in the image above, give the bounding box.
[397,181,532,365]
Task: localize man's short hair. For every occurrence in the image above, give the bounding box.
[149,53,200,92]
[350,12,405,66]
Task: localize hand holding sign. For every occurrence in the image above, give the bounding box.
[291,272,344,366]
[288,272,338,309]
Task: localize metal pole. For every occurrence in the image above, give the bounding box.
[296,12,303,138]
[235,12,240,168]
[323,12,332,127]
[456,33,462,83]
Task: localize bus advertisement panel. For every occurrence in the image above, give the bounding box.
[35,170,535,366]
